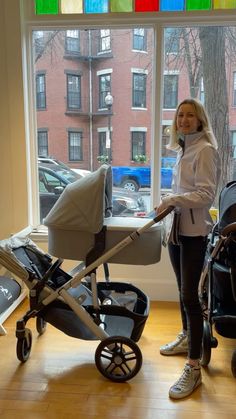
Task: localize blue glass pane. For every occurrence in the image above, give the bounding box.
[160,0,185,11]
[84,0,108,13]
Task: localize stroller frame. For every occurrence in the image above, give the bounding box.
[200,182,236,378]
[0,206,172,383]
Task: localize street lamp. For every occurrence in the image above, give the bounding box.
[104,92,113,163]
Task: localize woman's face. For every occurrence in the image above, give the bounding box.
[176,103,201,135]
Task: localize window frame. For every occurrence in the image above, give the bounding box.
[22,1,232,227]
[36,72,46,110]
[132,71,147,109]
[66,73,81,111]
[68,130,83,161]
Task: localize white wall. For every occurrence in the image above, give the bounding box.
[0,0,28,240]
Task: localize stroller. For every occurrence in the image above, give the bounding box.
[0,165,171,382]
[200,181,236,378]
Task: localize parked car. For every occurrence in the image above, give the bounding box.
[38,156,91,178]
[38,165,146,222]
[112,157,176,191]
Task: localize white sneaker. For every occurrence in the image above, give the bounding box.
[169,364,202,399]
[160,332,188,355]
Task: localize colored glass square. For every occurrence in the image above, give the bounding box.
[61,0,83,13]
[160,0,184,11]
[186,0,211,10]
[35,0,59,14]
[110,0,133,12]
[84,0,108,13]
[135,0,159,12]
[213,0,236,8]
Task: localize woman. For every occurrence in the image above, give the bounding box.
[156,98,220,399]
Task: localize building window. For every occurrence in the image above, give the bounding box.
[65,30,80,54]
[99,29,111,52]
[164,28,181,54]
[132,73,146,108]
[133,28,147,51]
[98,131,112,159]
[37,130,48,156]
[68,131,82,161]
[36,73,46,110]
[233,72,236,106]
[99,74,111,108]
[131,131,146,160]
[67,74,81,110]
[163,74,178,109]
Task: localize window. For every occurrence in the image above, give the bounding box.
[163,74,178,109]
[65,30,80,54]
[99,74,111,108]
[132,73,146,108]
[131,131,146,160]
[98,131,112,160]
[67,74,81,110]
[133,28,147,51]
[37,130,48,156]
[233,72,236,106]
[68,131,82,161]
[164,28,181,54]
[99,29,111,52]
[36,73,46,109]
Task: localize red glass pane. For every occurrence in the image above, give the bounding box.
[135,0,159,12]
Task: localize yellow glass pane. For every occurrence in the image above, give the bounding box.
[61,0,83,13]
[213,0,236,8]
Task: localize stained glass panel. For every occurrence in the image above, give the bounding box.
[186,0,211,10]
[213,0,236,8]
[84,0,108,13]
[110,0,133,12]
[135,0,159,12]
[61,0,83,14]
[160,0,185,11]
[35,0,59,14]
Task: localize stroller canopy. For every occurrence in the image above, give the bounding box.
[44,164,113,233]
[218,181,236,232]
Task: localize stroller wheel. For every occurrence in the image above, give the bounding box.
[201,320,212,366]
[16,328,32,363]
[231,349,236,378]
[95,335,142,382]
[36,317,47,335]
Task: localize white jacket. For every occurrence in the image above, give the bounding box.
[162,132,221,237]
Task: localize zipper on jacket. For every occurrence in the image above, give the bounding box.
[190,208,195,224]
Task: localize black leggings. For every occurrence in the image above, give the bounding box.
[168,235,208,360]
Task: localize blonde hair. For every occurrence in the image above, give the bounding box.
[167,98,218,150]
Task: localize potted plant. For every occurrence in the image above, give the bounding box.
[97,155,109,163]
[133,154,148,163]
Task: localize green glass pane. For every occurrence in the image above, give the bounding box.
[186,0,211,10]
[110,0,133,12]
[213,0,236,8]
[35,0,59,14]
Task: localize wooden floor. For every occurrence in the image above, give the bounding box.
[0,299,236,419]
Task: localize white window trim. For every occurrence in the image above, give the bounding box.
[131,68,148,75]
[130,127,147,131]
[96,68,113,76]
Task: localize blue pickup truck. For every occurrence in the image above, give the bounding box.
[112,157,176,191]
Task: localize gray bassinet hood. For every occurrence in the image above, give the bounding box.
[44,164,112,233]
